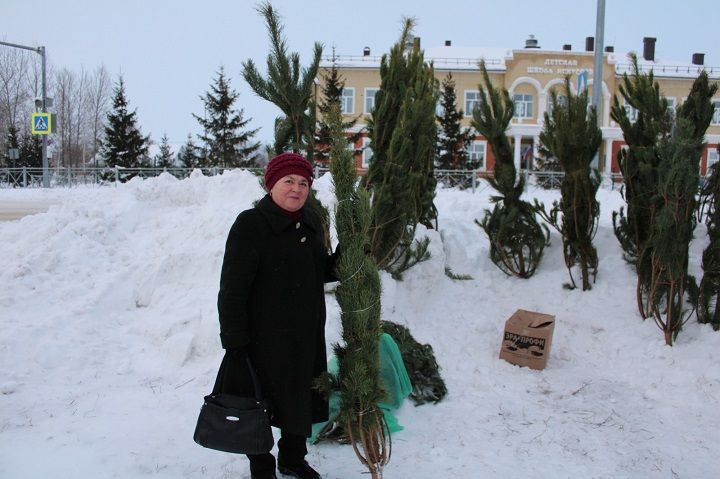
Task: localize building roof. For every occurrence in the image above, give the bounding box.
[321,44,720,79]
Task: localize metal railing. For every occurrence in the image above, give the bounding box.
[0,166,649,193]
[0,166,264,189]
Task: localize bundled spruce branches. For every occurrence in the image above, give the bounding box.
[697,146,720,331]
[535,77,602,290]
[381,321,447,405]
[322,103,389,478]
[610,54,672,317]
[364,18,438,275]
[472,61,548,278]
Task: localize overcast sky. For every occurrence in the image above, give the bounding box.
[4,0,719,150]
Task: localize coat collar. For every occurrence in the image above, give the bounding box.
[257,194,319,235]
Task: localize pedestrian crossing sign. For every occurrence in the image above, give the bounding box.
[31,113,52,135]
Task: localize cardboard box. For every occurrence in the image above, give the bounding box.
[499,309,555,370]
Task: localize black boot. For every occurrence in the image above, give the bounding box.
[248,452,277,479]
[277,431,320,479]
[277,460,321,479]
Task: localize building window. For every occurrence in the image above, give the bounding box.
[514,94,533,118]
[436,97,444,117]
[546,94,567,117]
[708,148,719,175]
[361,137,372,168]
[464,91,481,117]
[466,140,486,170]
[712,100,720,125]
[665,97,676,117]
[624,102,638,123]
[364,88,379,114]
[341,88,355,114]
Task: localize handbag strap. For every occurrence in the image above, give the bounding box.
[211,354,265,402]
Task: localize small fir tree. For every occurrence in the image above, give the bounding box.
[364,18,439,273]
[436,73,473,170]
[194,67,260,168]
[535,77,602,290]
[697,144,720,331]
[610,54,671,317]
[314,59,361,165]
[154,134,174,168]
[101,77,150,169]
[472,61,548,278]
[648,72,717,344]
[242,1,322,160]
[177,133,203,169]
[321,102,389,478]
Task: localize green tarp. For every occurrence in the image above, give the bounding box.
[309,333,412,443]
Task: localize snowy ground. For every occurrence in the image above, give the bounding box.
[1,170,718,479]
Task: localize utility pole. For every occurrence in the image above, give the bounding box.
[591,0,606,171]
[0,40,50,187]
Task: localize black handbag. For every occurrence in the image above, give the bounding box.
[193,355,274,454]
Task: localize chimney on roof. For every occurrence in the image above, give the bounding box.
[363,46,370,56]
[563,44,572,51]
[643,37,656,62]
[445,40,452,47]
[605,46,614,53]
[692,53,705,66]
[525,34,540,49]
[585,37,594,52]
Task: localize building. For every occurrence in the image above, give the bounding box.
[322,36,720,175]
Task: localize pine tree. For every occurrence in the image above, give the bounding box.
[364,18,439,273]
[472,61,548,278]
[193,67,260,168]
[535,77,602,290]
[154,134,174,168]
[314,60,361,165]
[697,143,720,331]
[436,73,473,170]
[321,101,388,479]
[242,1,322,160]
[649,72,717,345]
[610,54,671,317]
[177,133,203,169]
[101,76,150,169]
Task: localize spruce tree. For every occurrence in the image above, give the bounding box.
[697,143,720,331]
[649,72,717,344]
[320,102,388,478]
[314,60,361,165]
[19,130,42,168]
[364,18,439,273]
[154,134,174,168]
[472,61,548,278]
[535,77,602,290]
[101,76,150,169]
[177,133,202,169]
[242,1,322,160]
[436,73,473,170]
[610,54,671,317]
[194,67,260,168]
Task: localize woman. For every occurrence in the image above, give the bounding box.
[217,152,337,479]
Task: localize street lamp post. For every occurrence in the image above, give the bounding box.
[591,0,606,171]
[0,40,50,187]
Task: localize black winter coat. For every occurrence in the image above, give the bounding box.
[217,194,337,437]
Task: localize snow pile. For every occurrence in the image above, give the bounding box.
[1,171,718,478]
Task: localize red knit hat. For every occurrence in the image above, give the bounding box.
[264,152,314,191]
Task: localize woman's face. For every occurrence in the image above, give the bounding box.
[270,174,310,212]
